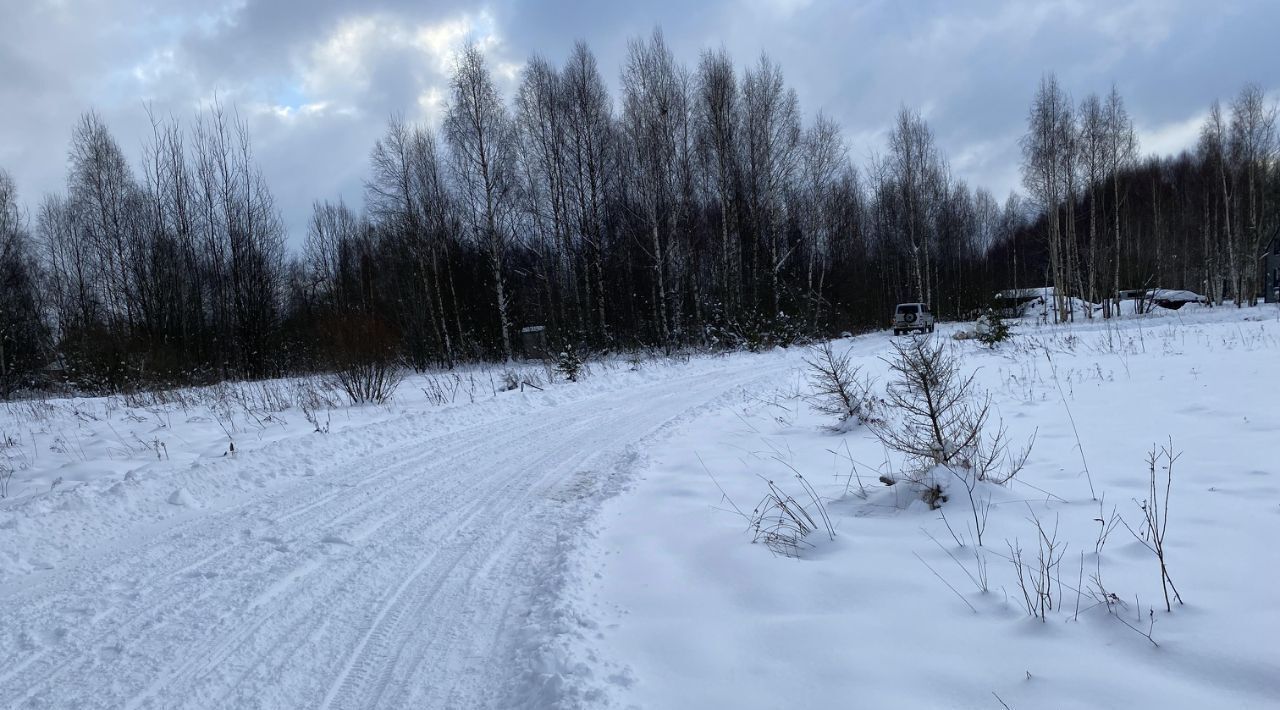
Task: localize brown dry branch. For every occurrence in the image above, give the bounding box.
[1121,439,1184,612]
[1007,509,1067,622]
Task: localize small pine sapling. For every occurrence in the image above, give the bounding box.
[804,341,880,429]
[869,336,1033,544]
[556,345,583,382]
[975,310,1011,347]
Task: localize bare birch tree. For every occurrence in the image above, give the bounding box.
[446,43,520,360]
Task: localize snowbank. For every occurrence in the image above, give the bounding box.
[563,304,1280,708]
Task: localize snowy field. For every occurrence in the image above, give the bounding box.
[559,304,1280,709]
[1,304,1278,708]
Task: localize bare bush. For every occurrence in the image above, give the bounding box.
[1008,510,1067,621]
[335,361,402,406]
[1122,439,1184,612]
[0,430,31,499]
[421,373,462,405]
[3,399,57,423]
[293,376,341,413]
[804,341,880,429]
[325,314,404,405]
[286,377,342,433]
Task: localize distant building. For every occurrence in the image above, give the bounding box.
[992,287,1050,317]
[1147,289,1208,310]
[1264,237,1280,304]
[520,325,549,360]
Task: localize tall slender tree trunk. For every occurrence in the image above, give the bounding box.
[651,215,669,343]
[1113,173,1123,316]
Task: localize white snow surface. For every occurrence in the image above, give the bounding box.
[0,354,789,708]
[561,304,1280,709]
[2,303,1279,708]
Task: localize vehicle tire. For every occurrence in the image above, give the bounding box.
[928,324,934,333]
[904,313,917,324]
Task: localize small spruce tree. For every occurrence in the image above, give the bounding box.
[975,311,1010,347]
[557,345,583,382]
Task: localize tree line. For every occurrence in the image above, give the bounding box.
[0,30,1275,395]
[1018,76,1278,321]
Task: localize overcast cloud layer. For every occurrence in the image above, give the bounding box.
[2,0,1277,242]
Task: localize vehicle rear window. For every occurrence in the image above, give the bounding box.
[897,305,919,314]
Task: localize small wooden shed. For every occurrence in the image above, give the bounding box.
[520,326,549,360]
[1263,237,1280,304]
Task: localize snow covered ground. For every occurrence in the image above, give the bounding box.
[0,353,793,708]
[560,304,1280,709]
[1,303,1278,708]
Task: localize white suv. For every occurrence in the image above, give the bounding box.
[892,302,935,335]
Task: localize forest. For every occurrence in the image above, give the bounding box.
[0,29,1276,395]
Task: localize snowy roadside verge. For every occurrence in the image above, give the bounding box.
[561,307,1280,709]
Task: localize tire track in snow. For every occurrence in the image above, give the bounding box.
[2,412,556,707]
[0,357,795,709]
[321,434,603,709]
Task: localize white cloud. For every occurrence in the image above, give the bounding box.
[1092,0,1176,53]
[130,47,183,93]
[748,0,813,18]
[1137,110,1205,158]
[251,100,350,123]
[2,0,1278,245]
[415,86,448,127]
[301,15,384,96]
[296,9,506,119]
[411,13,494,73]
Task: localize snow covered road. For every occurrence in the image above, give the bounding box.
[0,356,791,709]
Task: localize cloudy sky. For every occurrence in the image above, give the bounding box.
[2,0,1276,243]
